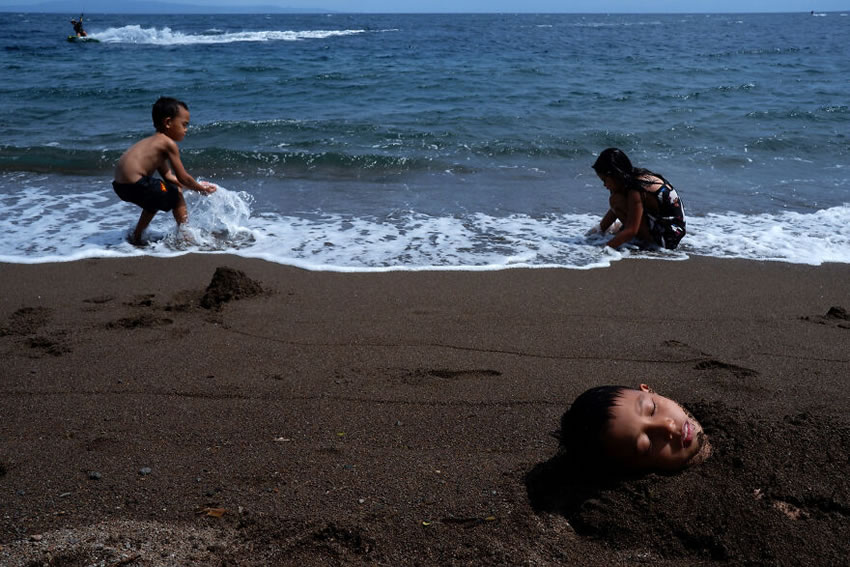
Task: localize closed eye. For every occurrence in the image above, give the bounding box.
[646,398,657,453]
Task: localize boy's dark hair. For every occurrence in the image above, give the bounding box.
[152,97,188,131]
[559,385,633,464]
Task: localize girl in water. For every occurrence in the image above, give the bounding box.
[588,148,686,250]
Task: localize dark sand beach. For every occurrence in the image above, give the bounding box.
[1,255,848,566]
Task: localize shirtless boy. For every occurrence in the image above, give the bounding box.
[113,97,216,245]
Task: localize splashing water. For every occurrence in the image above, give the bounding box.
[164,184,256,251]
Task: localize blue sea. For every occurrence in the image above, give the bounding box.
[1,11,848,270]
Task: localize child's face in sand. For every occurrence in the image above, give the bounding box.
[162,106,190,142]
[603,384,708,472]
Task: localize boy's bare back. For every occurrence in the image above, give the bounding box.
[113,133,175,185]
[113,102,214,193]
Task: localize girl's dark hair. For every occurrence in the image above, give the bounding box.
[591,147,668,193]
[152,96,188,130]
[559,385,634,464]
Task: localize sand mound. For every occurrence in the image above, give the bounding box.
[200,266,265,310]
[826,305,849,320]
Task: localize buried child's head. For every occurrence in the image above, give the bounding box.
[560,384,711,473]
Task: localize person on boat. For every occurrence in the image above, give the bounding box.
[70,14,87,37]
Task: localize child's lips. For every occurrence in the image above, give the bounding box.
[682,421,693,447]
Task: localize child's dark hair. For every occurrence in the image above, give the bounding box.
[559,385,634,465]
[152,96,188,130]
[592,147,669,193]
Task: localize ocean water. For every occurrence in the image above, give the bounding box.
[1,11,848,270]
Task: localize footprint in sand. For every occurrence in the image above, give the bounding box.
[26,334,72,356]
[661,339,711,359]
[0,306,53,336]
[83,295,115,305]
[426,369,502,380]
[125,294,157,308]
[693,359,763,393]
[1,307,71,356]
[82,295,116,312]
[106,314,174,329]
[693,359,758,378]
[394,368,503,385]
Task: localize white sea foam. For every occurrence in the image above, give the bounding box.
[92,25,369,45]
[684,208,850,265]
[0,181,848,271]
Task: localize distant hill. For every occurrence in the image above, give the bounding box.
[0,1,330,13]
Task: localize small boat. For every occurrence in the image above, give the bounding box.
[67,35,99,43]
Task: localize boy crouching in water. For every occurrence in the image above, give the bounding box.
[113,96,216,244]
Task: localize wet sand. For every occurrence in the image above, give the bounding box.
[1,255,848,566]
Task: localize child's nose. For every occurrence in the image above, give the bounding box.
[649,417,679,437]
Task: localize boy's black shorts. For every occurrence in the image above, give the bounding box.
[112,176,180,213]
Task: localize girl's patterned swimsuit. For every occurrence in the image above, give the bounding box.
[645,182,686,249]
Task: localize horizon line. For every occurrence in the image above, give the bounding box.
[1,9,846,14]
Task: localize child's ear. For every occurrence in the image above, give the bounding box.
[639,383,653,393]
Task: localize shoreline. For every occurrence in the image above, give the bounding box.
[2,247,849,272]
[1,254,849,565]
[2,186,849,268]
